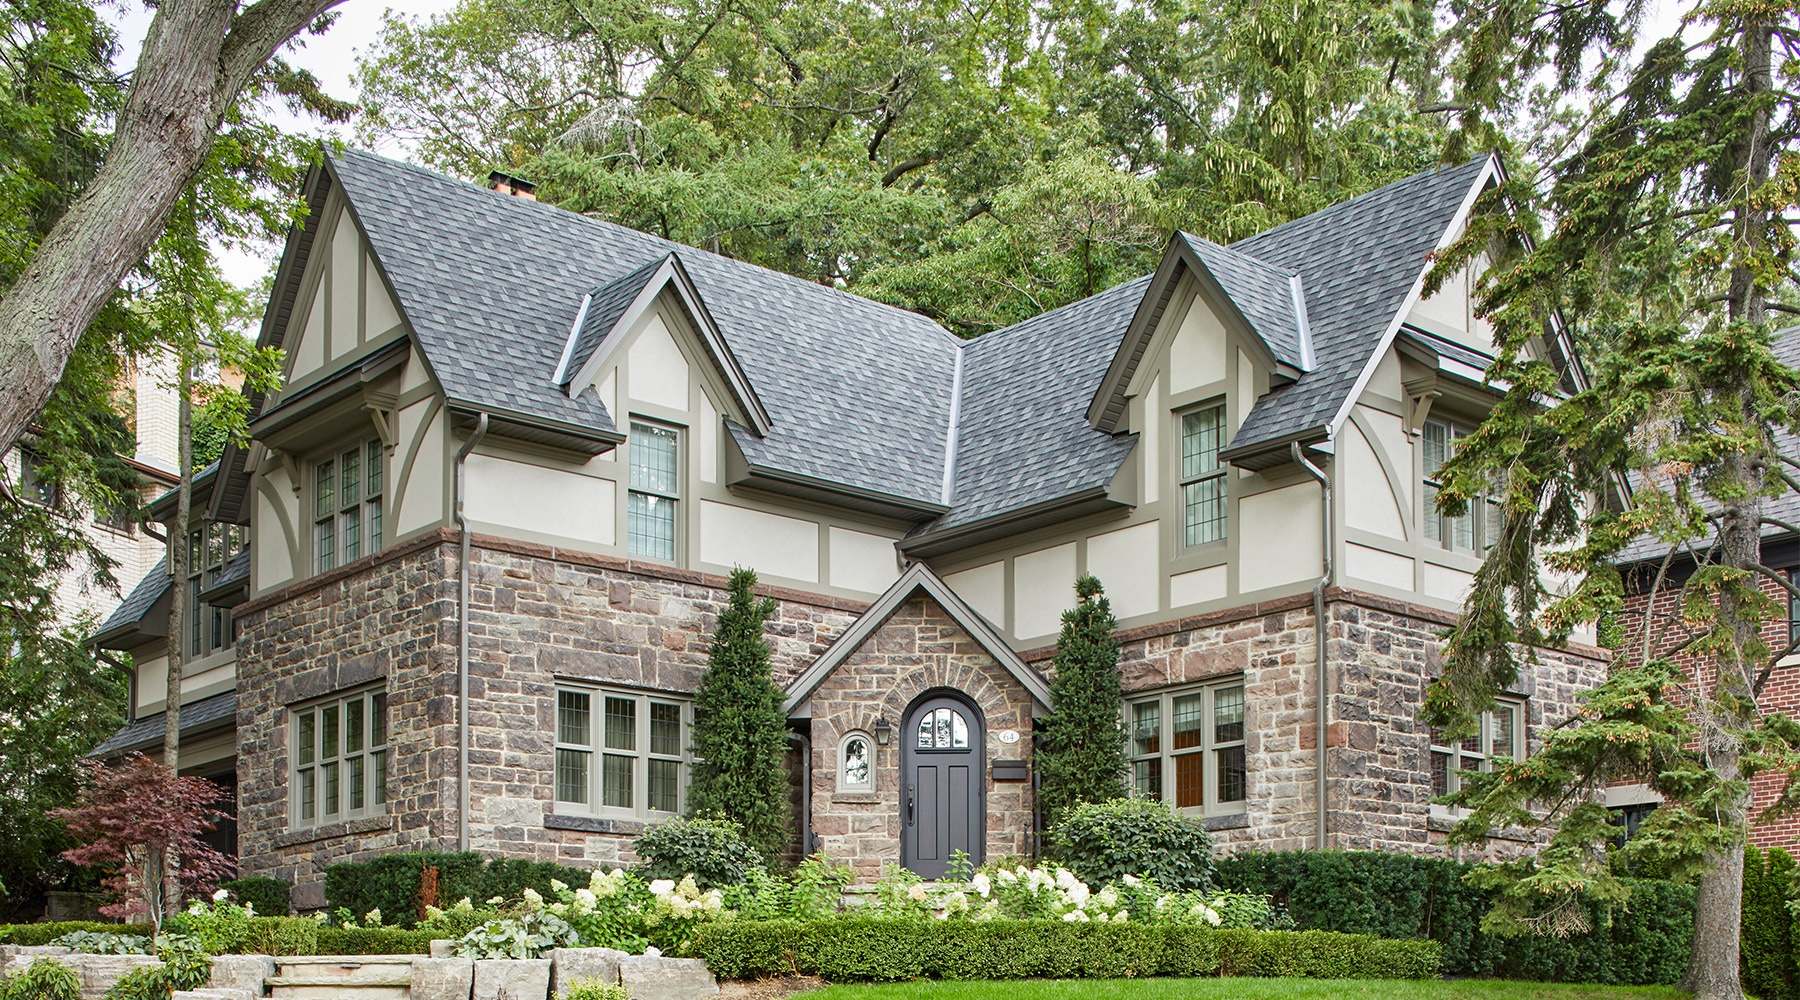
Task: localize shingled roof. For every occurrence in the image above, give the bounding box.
[92,555,170,649]
[315,151,1496,534]
[89,691,236,758]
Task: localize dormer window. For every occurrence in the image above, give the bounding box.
[627,421,680,561]
[314,439,384,574]
[1180,404,1227,546]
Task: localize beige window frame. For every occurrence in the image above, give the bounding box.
[1178,404,1228,548]
[291,687,390,830]
[312,438,385,575]
[626,421,681,561]
[1128,678,1247,817]
[554,685,691,820]
[1422,417,1501,554]
[1429,696,1525,814]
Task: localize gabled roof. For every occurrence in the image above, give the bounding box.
[1182,234,1311,370]
[1221,156,1497,459]
[783,562,1052,715]
[328,149,959,506]
[556,252,771,435]
[91,555,171,649]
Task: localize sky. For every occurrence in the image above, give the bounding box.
[106,0,1693,287]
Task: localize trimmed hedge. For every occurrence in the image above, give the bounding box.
[221,876,292,917]
[1214,850,1693,984]
[322,852,591,927]
[0,922,153,945]
[687,918,1441,982]
[312,926,435,955]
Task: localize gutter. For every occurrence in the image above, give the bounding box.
[454,413,490,853]
[1291,440,1333,851]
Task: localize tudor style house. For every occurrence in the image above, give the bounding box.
[95,148,1611,904]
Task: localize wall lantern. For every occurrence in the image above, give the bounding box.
[874,716,892,746]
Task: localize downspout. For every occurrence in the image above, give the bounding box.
[455,413,490,853]
[1291,441,1333,851]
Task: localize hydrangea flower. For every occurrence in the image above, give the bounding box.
[970,873,991,898]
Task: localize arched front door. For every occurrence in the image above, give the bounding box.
[900,693,984,878]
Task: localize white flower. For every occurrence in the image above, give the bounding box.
[212,889,230,902]
[487,896,505,906]
[549,879,567,893]
[1062,910,1089,922]
[995,869,1017,885]
[521,888,543,906]
[1065,882,1090,907]
[366,908,383,926]
[907,884,929,903]
[245,903,256,917]
[312,912,328,923]
[1122,875,1142,887]
[649,879,676,897]
[1096,887,1118,910]
[643,946,662,958]
[574,888,598,911]
[1055,868,1078,892]
[1115,910,1129,922]
[970,873,991,898]
[1191,903,1221,927]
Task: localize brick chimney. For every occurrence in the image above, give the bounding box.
[486,170,537,201]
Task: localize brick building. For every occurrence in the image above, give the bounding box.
[96,149,1611,905]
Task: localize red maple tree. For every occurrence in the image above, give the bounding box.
[54,753,234,930]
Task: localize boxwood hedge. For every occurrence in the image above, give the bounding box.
[687,918,1441,982]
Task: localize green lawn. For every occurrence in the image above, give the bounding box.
[795,979,1688,1000]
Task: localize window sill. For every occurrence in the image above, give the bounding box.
[545,813,650,836]
[831,791,881,805]
[274,814,391,848]
[1201,812,1249,832]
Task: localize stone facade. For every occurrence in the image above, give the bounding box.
[1024,588,1610,858]
[805,595,1036,878]
[234,529,867,892]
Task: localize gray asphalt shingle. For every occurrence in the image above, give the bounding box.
[1181,234,1306,368]
[560,255,669,386]
[88,691,237,758]
[92,555,169,646]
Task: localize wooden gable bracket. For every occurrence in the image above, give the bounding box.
[1402,372,1441,437]
[272,449,303,494]
[364,390,398,450]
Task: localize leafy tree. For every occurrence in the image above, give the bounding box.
[687,568,791,860]
[54,753,233,933]
[1037,574,1127,830]
[1420,3,1800,998]
[0,0,351,456]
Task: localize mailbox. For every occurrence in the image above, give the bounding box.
[991,759,1029,782]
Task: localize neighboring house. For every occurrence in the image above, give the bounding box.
[5,355,179,630]
[95,149,1606,905]
[1614,324,1800,851]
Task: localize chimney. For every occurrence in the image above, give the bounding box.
[487,170,537,201]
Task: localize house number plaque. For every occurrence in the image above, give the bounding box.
[998,730,1019,745]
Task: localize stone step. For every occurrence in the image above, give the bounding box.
[266,972,412,999]
[274,955,416,983]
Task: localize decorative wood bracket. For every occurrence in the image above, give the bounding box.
[274,449,303,494]
[1403,373,1441,436]
[364,391,398,450]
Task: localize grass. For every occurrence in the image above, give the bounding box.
[794,979,1690,1000]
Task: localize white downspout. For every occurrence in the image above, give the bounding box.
[1291,440,1333,851]
[455,413,490,853]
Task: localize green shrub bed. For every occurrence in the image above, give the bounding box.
[1214,850,1694,984]
[688,918,1441,982]
[0,922,154,946]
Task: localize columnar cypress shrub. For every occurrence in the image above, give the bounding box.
[687,568,791,859]
[1036,574,1127,830]
[1743,845,1798,1000]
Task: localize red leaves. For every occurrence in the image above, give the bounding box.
[52,752,235,925]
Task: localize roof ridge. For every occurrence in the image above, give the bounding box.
[1230,156,1489,252]
[1177,231,1298,277]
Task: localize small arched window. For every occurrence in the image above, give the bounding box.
[839,732,873,792]
[915,707,969,749]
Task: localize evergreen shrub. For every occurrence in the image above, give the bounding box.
[312,926,435,955]
[1214,849,1694,983]
[0,958,80,1000]
[322,851,485,926]
[687,917,1439,982]
[686,568,792,860]
[1048,798,1214,891]
[220,876,291,916]
[240,916,319,956]
[634,816,765,889]
[0,923,154,946]
[1743,845,1798,1000]
[1036,575,1127,829]
[473,858,593,905]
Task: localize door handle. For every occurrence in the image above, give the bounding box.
[906,782,915,825]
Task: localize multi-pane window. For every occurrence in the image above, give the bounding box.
[1789,569,1799,645]
[627,422,680,560]
[1422,419,1501,553]
[1180,405,1227,547]
[1129,679,1247,816]
[554,687,690,818]
[314,440,384,574]
[292,688,389,829]
[184,522,244,658]
[1429,698,1525,809]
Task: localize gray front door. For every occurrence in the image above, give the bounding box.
[901,694,984,878]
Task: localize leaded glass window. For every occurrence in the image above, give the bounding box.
[1128,678,1247,816]
[554,685,690,819]
[1180,405,1227,546]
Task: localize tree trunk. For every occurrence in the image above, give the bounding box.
[1680,15,1774,1000]
[165,363,191,775]
[0,0,343,457]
